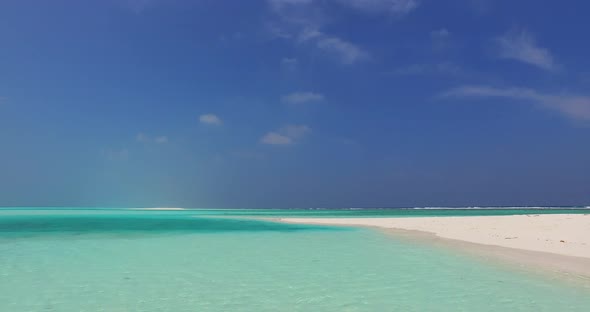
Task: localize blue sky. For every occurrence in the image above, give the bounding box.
[1,0,589,208]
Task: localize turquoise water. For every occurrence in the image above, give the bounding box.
[1,209,589,311]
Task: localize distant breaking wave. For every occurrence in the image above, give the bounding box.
[295,206,590,210]
[120,206,590,211]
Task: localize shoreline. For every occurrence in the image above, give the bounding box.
[277,214,590,283]
[380,227,590,286]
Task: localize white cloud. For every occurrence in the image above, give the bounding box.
[335,0,419,15]
[281,91,325,104]
[260,124,312,145]
[494,30,557,71]
[199,113,222,125]
[441,85,590,121]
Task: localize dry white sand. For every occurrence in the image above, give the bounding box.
[279,214,590,278]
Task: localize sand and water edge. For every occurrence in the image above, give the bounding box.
[276,214,590,288]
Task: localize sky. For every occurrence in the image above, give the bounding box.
[1,0,589,208]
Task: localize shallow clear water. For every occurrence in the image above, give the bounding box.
[1,209,589,311]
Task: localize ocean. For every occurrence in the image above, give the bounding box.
[1,208,589,311]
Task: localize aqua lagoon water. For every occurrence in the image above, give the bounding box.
[1,208,589,311]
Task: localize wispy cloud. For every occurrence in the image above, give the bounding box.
[260,124,312,145]
[260,132,293,145]
[281,91,325,105]
[315,35,369,64]
[136,133,168,144]
[267,0,376,65]
[334,0,419,15]
[441,85,590,121]
[293,26,368,64]
[199,114,222,125]
[494,29,557,71]
[285,28,368,64]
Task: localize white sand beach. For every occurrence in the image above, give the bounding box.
[279,214,590,278]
